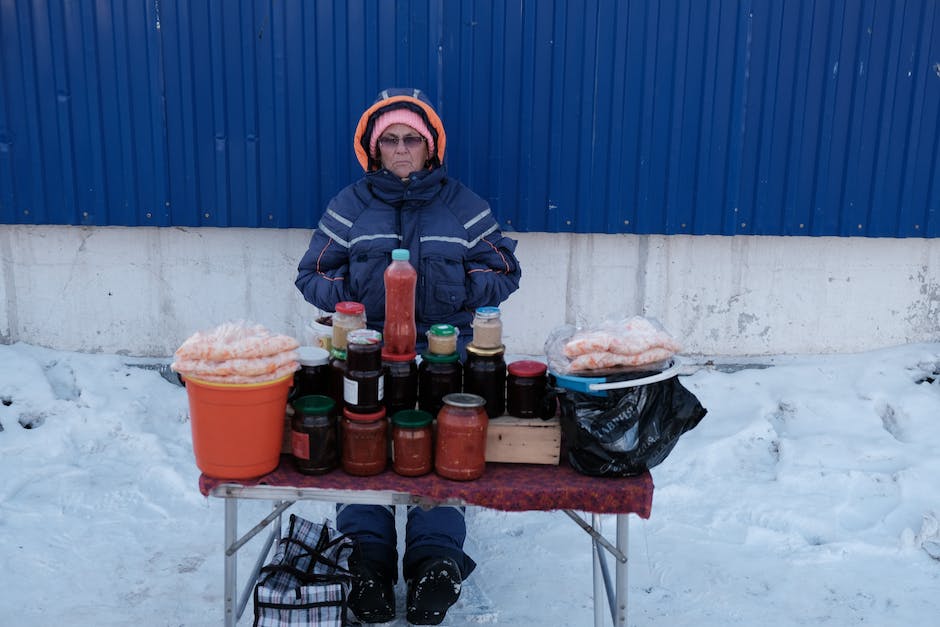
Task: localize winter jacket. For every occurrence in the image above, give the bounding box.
[295,166,521,342]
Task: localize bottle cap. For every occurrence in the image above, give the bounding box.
[442,392,486,408]
[347,328,383,345]
[382,350,417,362]
[420,351,460,363]
[474,306,501,319]
[342,406,387,422]
[466,344,505,357]
[335,301,365,315]
[392,409,433,428]
[329,348,348,360]
[291,394,335,415]
[296,346,330,367]
[508,360,548,378]
[428,323,457,337]
[392,249,410,261]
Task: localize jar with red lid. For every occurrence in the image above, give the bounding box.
[435,393,487,481]
[332,301,366,351]
[341,406,388,476]
[506,360,548,418]
[344,328,384,412]
[383,349,418,417]
[391,409,433,476]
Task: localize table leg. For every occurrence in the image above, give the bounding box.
[615,514,629,626]
[224,497,237,627]
[592,513,605,627]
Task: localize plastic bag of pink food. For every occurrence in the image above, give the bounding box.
[171,321,300,384]
[544,316,682,375]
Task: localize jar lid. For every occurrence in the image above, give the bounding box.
[392,248,410,261]
[442,392,486,408]
[420,351,460,363]
[382,349,417,362]
[474,306,501,319]
[508,360,548,377]
[466,344,505,357]
[348,328,383,344]
[292,394,335,415]
[392,409,433,428]
[335,301,365,315]
[342,406,387,421]
[428,323,457,337]
[296,346,330,366]
[330,347,347,360]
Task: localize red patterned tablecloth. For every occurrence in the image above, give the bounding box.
[199,457,653,518]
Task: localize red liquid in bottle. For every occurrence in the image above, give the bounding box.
[384,249,417,355]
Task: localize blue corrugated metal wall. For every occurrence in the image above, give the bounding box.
[1,0,938,235]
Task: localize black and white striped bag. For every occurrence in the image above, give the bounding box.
[253,514,355,627]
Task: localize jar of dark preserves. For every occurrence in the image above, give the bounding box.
[382,350,418,417]
[506,360,548,418]
[418,352,462,417]
[289,346,331,402]
[391,409,433,476]
[344,329,384,412]
[290,394,338,475]
[435,393,487,481]
[463,344,506,418]
[341,406,388,476]
[328,348,347,409]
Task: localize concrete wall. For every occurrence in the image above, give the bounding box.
[1,225,938,358]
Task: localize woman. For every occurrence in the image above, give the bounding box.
[295,87,521,624]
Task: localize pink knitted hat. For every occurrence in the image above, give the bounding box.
[368,108,436,157]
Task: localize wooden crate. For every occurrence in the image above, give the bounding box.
[485,416,561,465]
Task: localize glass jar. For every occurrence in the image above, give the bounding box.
[435,393,488,481]
[391,409,434,476]
[463,344,506,418]
[426,323,458,356]
[382,350,418,417]
[328,348,347,409]
[506,360,548,418]
[289,346,331,402]
[341,407,388,476]
[290,395,338,475]
[418,352,462,417]
[344,328,384,412]
[332,301,366,351]
[471,306,503,349]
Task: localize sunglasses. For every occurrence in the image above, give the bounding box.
[377,135,427,149]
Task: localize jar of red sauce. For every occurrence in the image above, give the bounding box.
[435,393,488,481]
[391,410,433,477]
[341,406,388,476]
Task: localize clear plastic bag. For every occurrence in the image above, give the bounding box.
[545,315,682,376]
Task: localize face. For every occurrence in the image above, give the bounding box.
[377,123,430,179]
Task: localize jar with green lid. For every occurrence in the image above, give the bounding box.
[471,306,503,349]
[332,301,366,351]
[418,352,462,417]
[290,394,339,475]
[426,323,458,356]
[391,409,434,476]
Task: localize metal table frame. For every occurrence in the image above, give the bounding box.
[208,482,636,627]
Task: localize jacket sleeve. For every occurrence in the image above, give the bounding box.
[294,200,354,311]
[463,214,522,310]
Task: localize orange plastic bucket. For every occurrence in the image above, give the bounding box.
[183,374,293,478]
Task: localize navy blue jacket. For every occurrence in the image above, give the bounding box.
[295,166,521,344]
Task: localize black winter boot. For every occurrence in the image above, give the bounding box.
[347,552,396,623]
[405,556,462,625]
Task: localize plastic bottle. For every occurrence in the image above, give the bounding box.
[383,249,417,355]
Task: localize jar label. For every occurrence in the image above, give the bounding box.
[344,377,359,405]
[343,376,385,404]
[291,431,311,460]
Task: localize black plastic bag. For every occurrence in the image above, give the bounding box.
[558,374,707,477]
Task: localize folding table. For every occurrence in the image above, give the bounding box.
[199,458,654,626]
